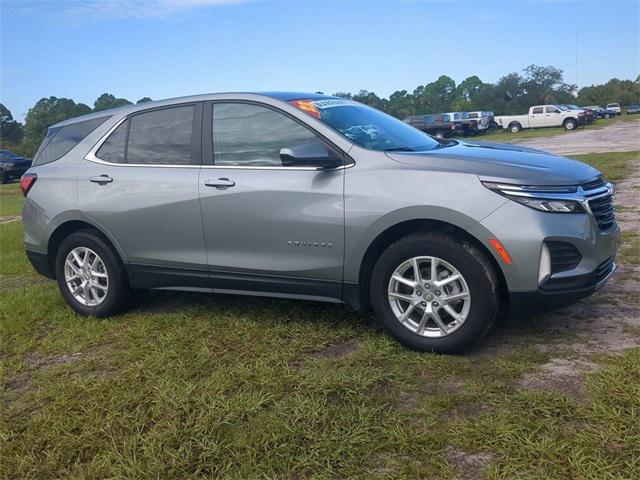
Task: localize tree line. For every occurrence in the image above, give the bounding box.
[1,65,638,158]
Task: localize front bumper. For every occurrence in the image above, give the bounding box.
[470,198,620,309]
[509,257,616,316]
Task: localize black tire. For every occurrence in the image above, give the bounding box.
[563,118,577,131]
[604,113,610,119]
[370,232,499,353]
[55,230,132,317]
[509,123,521,133]
[0,169,9,184]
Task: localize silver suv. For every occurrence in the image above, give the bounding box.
[21,93,619,353]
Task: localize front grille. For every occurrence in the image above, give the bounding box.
[582,179,616,231]
[588,194,616,230]
[547,241,582,273]
[582,178,605,190]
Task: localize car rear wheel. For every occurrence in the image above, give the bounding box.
[509,123,521,133]
[1,169,9,184]
[604,113,610,119]
[370,232,499,353]
[55,230,132,317]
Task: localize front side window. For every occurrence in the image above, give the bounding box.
[127,106,194,165]
[212,103,321,167]
[290,98,441,151]
[546,106,560,114]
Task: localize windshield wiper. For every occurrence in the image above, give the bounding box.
[383,147,415,152]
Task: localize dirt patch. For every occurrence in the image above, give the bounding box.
[446,446,496,480]
[309,338,360,359]
[0,214,21,225]
[0,275,52,293]
[514,119,640,155]
[518,358,598,399]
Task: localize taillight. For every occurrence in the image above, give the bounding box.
[20,173,37,197]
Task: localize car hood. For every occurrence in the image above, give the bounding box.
[385,140,601,186]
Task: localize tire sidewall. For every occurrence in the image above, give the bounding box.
[564,119,576,130]
[370,235,497,353]
[55,231,127,317]
[510,124,520,133]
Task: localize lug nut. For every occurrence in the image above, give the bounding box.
[416,291,422,296]
[432,301,439,307]
[420,301,427,307]
[424,283,430,290]
[435,290,441,296]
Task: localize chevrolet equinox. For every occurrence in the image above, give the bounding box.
[21,93,619,353]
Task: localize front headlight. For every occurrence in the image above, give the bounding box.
[502,195,584,213]
[482,181,586,214]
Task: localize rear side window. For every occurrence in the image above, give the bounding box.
[532,107,544,114]
[95,105,195,165]
[33,116,109,166]
[96,121,127,163]
[127,106,194,165]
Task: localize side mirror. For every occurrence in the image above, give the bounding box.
[280,140,343,169]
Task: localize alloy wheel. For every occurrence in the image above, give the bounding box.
[387,256,471,338]
[64,247,109,306]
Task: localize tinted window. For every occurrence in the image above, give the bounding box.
[33,116,109,166]
[545,106,560,114]
[468,113,478,118]
[532,107,544,114]
[127,106,194,165]
[96,120,127,163]
[212,103,320,166]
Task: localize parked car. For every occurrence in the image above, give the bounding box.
[466,111,492,131]
[495,105,583,133]
[404,113,459,139]
[606,103,621,114]
[561,105,593,124]
[21,93,619,353]
[625,104,640,115]
[584,106,616,119]
[0,150,32,184]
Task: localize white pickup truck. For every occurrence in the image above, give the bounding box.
[495,105,583,133]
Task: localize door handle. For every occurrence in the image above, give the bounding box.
[204,178,235,189]
[89,175,113,184]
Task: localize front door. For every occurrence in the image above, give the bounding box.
[78,103,208,288]
[198,102,345,301]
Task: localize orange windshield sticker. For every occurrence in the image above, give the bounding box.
[289,100,321,118]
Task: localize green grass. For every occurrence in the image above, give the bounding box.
[1,153,639,479]
[0,182,23,218]
[479,115,639,143]
[571,150,638,182]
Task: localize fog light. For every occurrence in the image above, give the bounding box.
[538,243,551,286]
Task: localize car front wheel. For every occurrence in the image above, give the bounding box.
[564,119,577,130]
[370,233,499,353]
[55,230,132,317]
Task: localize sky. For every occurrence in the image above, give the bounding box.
[1,0,639,121]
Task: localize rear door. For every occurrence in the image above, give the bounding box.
[198,101,345,301]
[529,106,546,127]
[78,103,208,288]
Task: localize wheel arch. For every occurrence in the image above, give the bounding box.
[350,218,508,312]
[46,218,126,279]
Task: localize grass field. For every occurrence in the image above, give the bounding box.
[1,152,639,479]
[477,114,640,142]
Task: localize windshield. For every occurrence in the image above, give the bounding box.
[289,98,440,152]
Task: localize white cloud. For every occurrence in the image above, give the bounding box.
[59,0,247,20]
